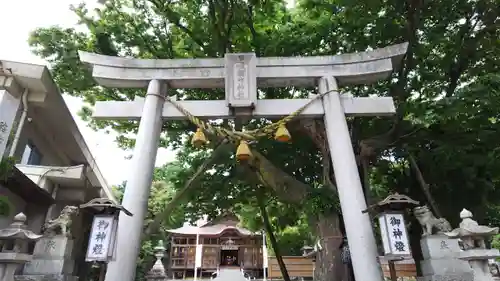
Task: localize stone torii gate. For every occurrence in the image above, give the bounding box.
[79,42,408,281]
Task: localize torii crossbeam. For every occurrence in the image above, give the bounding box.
[79,42,408,281]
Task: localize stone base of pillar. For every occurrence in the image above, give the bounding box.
[20,236,78,281]
[417,273,474,281]
[15,274,78,281]
[418,235,473,281]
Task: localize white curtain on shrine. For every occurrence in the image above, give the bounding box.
[193,220,204,281]
[262,231,268,281]
[195,233,202,268]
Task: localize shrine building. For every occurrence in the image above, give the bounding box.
[167,213,264,279]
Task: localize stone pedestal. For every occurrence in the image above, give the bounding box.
[417,235,474,281]
[459,249,500,281]
[15,236,78,281]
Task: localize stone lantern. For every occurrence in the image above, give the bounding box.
[444,209,499,281]
[0,213,42,281]
[145,241,167,281]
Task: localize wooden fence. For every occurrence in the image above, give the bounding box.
[267,256,417,279]
[379,258,417,277]
[268,256,314,279]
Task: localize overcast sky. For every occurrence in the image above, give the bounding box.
[0,0,176,185]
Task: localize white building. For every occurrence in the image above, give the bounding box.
[0,59,115,233]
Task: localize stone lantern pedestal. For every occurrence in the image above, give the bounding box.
[459,250,500,281]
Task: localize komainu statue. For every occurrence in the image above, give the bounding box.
[413,205,452,236]
[42,206,79,237]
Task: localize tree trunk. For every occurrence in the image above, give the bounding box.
[247,151,347,281]
[312,212,345,281]
[257,193,291,281]
[407,151,443,218]
[408,214,424,276]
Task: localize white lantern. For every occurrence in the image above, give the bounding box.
[377,212,411,256]
[85,215,117,261]
[80,198,132,263]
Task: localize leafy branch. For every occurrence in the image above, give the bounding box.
[0,157,16,183]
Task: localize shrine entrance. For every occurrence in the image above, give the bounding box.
[79,43,408,281]
[220,237,240,267]
[220,249,239,266]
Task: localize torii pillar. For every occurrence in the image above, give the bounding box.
[79,42,408,281]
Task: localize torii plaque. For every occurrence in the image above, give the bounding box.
[79,42,408,281]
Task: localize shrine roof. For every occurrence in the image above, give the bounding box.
[167,213,260,236]
[166,224,258,236]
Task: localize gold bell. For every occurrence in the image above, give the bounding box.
[191,128,207,148]
[236,140,252,161]
[274,124,291,142]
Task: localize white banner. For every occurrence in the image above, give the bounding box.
[86,215,116,261]
[378,213,411,256]
[195,244,203,268]
[262,232,268,269]
[0,90,21,158]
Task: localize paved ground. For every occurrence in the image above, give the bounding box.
[212,268,248,281]
[168,268,288,281]
[170,278,290,281]
[169,268,252,280]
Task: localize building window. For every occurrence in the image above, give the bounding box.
[173,238,187,244]
[203,238,219,244]
[21,141,42,165]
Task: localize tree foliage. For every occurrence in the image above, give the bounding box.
[493,234,500,251]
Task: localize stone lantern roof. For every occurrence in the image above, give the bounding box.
[445,209,499,240]
[0,213,43,241]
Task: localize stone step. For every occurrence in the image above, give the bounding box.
[212,268,248,281]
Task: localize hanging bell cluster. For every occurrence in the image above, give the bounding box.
[274,124,291,142]
[234,123,291,163]
[190,123,290,162]
[191,128,207,148]
[236,140,252,161]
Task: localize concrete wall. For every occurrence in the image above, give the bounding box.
[0,89,100,267]
[11,114,67,167]
[0,104,69,232]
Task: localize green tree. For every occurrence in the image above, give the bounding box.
[238,199,313,256]
[493,234,500,253]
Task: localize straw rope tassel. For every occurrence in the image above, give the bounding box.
[166,89,338,142]
[247,89,336,138]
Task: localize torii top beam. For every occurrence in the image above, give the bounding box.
[79,43,407,120]
[79,43,408,89]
